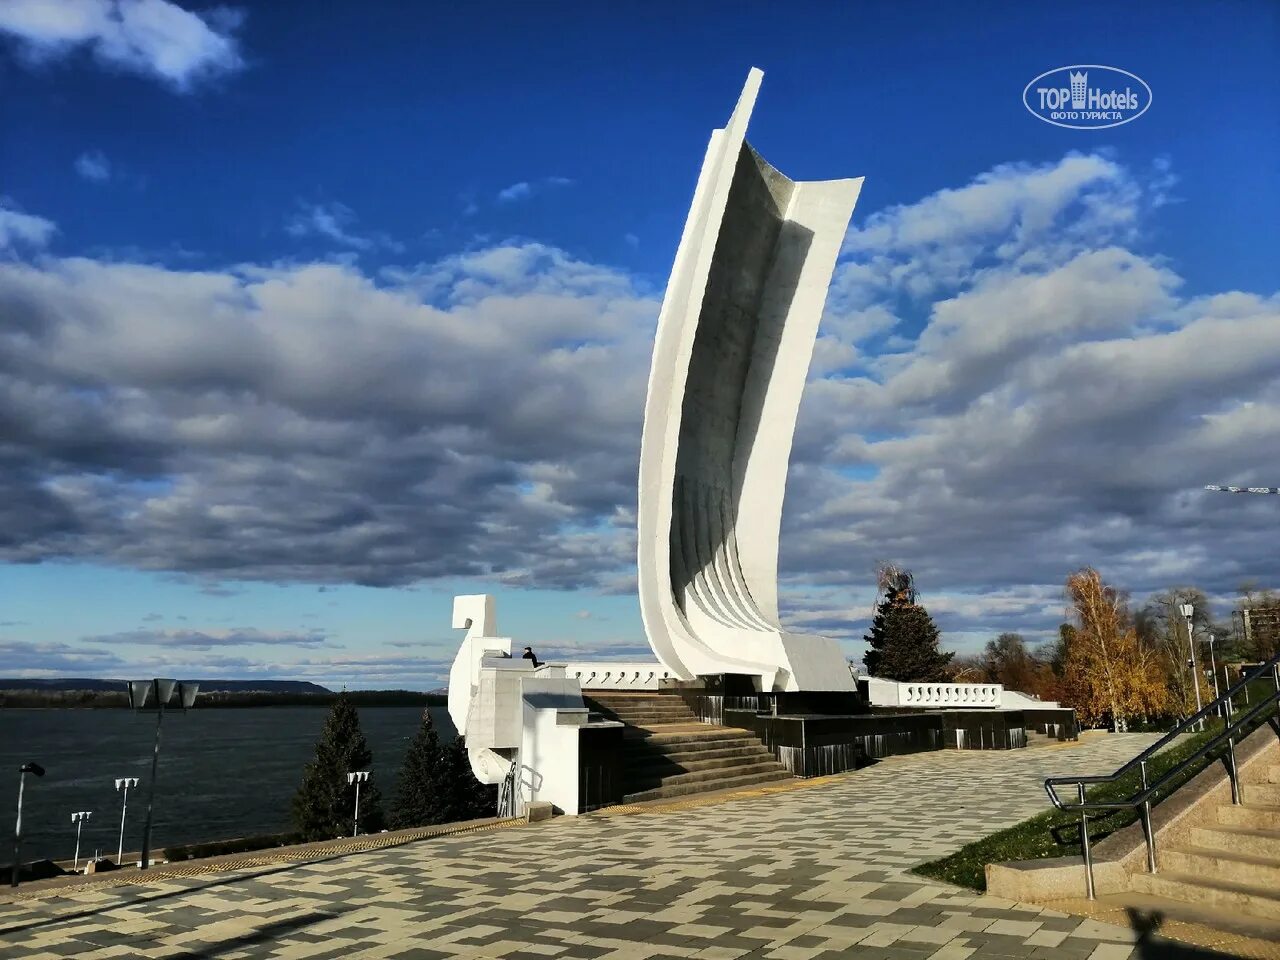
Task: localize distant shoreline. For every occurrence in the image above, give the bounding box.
[0,690,448,709]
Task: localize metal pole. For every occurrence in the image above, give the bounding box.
[139,692,165,870]
[73,819,83,872]
[1208,638,1221,706]
[117,783,129,863]
[10,772,25,888]
[1078,783,1095,900]
[1186,614,1203,728]
[1139,761,1156,873]
[1226,736,1241,805]
[353,779,361,838]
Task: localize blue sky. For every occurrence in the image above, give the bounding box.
[1,0,1277,688]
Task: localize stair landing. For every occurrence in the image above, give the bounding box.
[586,692,792,804]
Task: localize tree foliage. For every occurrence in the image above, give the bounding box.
[291,692,385,840]
[1061,568,1169,731]
[390,711,496,829]
[863,567,953,681]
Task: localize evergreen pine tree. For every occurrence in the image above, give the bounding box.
[446,735,498,821]
[863,568,953,682]
[389,709,449,829]
[291,692,385,840]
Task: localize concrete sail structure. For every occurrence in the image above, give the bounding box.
[637,68,863,692]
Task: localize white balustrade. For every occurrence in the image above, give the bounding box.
[564,661,673,691]
[863,677,1005,709]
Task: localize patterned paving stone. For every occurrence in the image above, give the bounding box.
[0,735,1187,959]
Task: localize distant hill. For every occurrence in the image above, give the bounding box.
[0,678,331,694]
[0,679,446,709]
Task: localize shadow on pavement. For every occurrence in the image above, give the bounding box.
[1127,907,1247,959]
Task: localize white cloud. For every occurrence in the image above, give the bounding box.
[497,182,531,202]
[74,149,111,181]
[285,201,403,253]
[0,0,245,91]
[496,176,574,204]
[1,151,1276,674]
[0,200,56,250]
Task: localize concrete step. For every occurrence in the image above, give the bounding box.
[624,725,749,744]
[629,748,775,775]
[622,768,792,804]
[588,695,686,707]
[1129,870,1280,921]
[626,759,787,793]
[1240,782,1280,805]
[1093,891,1280,942]
[1191,823,1280,860]
[1218,802,1280,831]
[625,735,765,760]
[1264,763,1280,784]
[603,710,698,723]
[627,743,774,769]
[1160,846,1280,890]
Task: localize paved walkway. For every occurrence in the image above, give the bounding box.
[0,735,1189,960]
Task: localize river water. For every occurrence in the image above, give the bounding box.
[1,706,456,865]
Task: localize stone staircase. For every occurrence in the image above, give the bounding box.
[1097,756,1280,941]
[586,692,792,804]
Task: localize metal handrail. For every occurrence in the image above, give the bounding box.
[1044,651,1280,899]
[497,760,518,819]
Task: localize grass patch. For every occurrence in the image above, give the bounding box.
[911,720,1243,891]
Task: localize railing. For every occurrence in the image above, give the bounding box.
[1045,651,1280,899]
[497,760,518,819]
[566,661,673,690]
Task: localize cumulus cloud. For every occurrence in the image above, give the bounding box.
[0,0,245,91]
[0,239,653,590]
[74,149,111,181]
[285,200,403,253]
[1,151,1275,667]
[0,201,56,250]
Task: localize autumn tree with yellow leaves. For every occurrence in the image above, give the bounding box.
[1062,568,1169,731]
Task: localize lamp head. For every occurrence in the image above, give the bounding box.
[1179,602,1194,619]
[19,762,44,777]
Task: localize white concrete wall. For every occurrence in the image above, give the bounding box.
[635,68,863,693]
[518,677,588,816]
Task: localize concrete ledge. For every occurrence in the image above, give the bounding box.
[526,801,554,823]
[986,856,1126,901]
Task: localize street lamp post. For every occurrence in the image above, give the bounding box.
[125,679,199,870]
[11,761,46,888]
[1180,602,1203,727]
[347,771,370,838]
[70,811,92,873]
[1207,633,1221,704]
[114,777,139,863]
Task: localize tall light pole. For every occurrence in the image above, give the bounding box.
[347,771,370,837]
[1207,633,1221,704]
[70,811,92,872]
[11,761,46,888]
[114,777,139,863]
[1180,602,1203,725]
[126,679,199,869]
